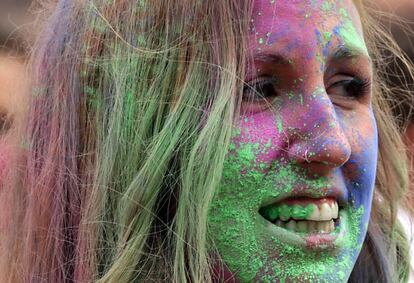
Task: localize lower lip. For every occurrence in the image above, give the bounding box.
[262,210,347,250]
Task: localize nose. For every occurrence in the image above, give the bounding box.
[285,93,351,175]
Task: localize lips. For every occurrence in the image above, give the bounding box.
[259,197,340,234]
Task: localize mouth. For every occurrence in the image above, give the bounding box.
[259,197,340,235]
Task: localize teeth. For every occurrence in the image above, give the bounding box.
[274,219,335,234]
[291,205,301,219]
[279,204,290,221]
[296,221,307,232]
[286,220,296,231]
[270,200,338,221]
[275,219,284,228]
[333,202,338,219]
[324,221,330,232]
[319,203,332,221]
[314,220,332,233]
[307,203,320,220]
[316,221,325,232]
[307,221,316,232]
[329,219,335,232]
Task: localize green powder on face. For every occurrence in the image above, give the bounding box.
[321,1,331,11]
[323,32,331,41]
[277,117,283,134]
[316,53,323,64]
[264,139,272,150]
[291,204,314,219]
[339,7,348,18]
[336,10,368,55]
[311,86,325,99]
[260,204,314,224]
[299,93,304,105]
[208,139,367,282]
[235,142,259,169]
[279,204,290,220]
[260,205,365,282]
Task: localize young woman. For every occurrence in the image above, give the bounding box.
[2,0,412,282]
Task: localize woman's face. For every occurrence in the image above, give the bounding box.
[208,0,377,282]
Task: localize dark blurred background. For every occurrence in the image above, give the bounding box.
[0,0,34,53]
[376,0,414,202]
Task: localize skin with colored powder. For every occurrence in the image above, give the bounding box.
[208,0,377,282]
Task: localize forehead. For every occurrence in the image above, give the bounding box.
[249,0,367,56]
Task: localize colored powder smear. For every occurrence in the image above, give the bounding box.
[208,139,365,282]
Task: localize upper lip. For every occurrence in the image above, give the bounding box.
[259,184,348,209]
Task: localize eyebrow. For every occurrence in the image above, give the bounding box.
[254,46,371,66]
[332,45,372,63]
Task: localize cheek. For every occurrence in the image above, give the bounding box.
[342,111,378,207]
[233,111,286,164]
[337,108,377,162]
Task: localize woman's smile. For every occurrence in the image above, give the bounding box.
[260,198,339,233]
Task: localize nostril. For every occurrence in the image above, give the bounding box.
[284,114,352,168]
[288,138,351,170]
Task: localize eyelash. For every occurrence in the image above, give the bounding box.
[328,77,371,99]
[242,77,278,102]
[243,76,371,102]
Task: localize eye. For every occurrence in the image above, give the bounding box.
[243,77,279,102]
[327,75,371,99]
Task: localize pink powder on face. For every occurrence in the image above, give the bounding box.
[236,0,371,168]
[249,1,319,52]
[234,110,288,165]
